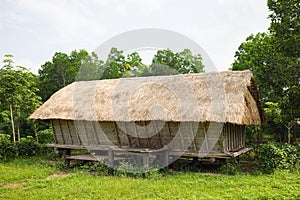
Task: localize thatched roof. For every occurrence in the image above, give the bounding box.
[30,70,265,125]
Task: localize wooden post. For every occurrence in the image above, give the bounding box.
[108,149,114,175]
[163,148,169,171]
[143,152,150,171]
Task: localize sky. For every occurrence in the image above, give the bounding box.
[0,0,270,74]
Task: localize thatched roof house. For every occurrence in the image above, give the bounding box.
[30,70,265,158]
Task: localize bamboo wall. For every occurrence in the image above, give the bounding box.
[51,120,245,155]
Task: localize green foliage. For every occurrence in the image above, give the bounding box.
[268,0,300,57]
[1,157,300,199]
[54,161,67,171]
[264,102,282,124]
[76,52,104,81]
[39,48,205,102]
[101,48,145,79]
[231,1,300,142]
[231,33,289,103]
[114,162,143,178]
[219,159,241,175]
[0,134,47,159]
[114,161,164,178]
[151,48,204,75]
[0,134,17,160]
[38,49,92,101]
[125,51,148,77]
[255,142,299,174]
[39,48,146,101]
[37,128,53,144]
[0,55,41,141]
[17,136,41,157]
[89,162,110,176]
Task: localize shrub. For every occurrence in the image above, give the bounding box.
[0,134,17,160]
[255,142,299,174]
[17,136,41,157]
[114,162,164,178]
[55,161,67,170]
[219,159,240,175]
[37,129,53,144]
[90,162,110,176]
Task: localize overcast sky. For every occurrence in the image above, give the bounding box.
[0,0,270,74]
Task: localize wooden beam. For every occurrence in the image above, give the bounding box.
[133,122,141,147]
[57,120,65,144]
[154,121,163,148]
[124,122,132,147]
[50,120,57,144]
[114,122,121,147]
[65,120,73,144]
[91,121,101,145]
[189,122,197,152]
[144,121,150,147]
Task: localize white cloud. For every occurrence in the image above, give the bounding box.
[115,4,129,15]
[12,0,107,44]
[185,1,269,71]
[0,0,270,74]
[127,0,165,13]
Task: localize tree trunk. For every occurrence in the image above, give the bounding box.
[287,127,291,144]
[17,126,20,142]
[285,122,294,144]
[9,104,16,143]
[17,112,20,141]
[34,123,39,143]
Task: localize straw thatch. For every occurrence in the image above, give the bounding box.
[29,70,265,125]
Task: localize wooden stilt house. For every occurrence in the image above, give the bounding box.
[30,70,265,162]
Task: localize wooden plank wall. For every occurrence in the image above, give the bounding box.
[223,123,245,152]
[51,120,245,154]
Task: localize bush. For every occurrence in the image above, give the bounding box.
[219,159,240,175]
[17,136,41,157]
[90,162,110,176]
[0,134,49,159]
[37,129,53,144]
[114,162,164,178]
[0,134,17,160]
[55,161,68,170]
[255,142,299,174]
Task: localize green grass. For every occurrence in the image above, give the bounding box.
[1,157,300,200]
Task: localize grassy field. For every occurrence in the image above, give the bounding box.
[0,156,299,200]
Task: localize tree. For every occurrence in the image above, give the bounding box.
[39,48,146,100]
[75,52,104,81]
[231,33,290,102]
[101,47,129,79]
[231,0,300,142]
[125,52,148,77]
[268,0,300,141]
[0,55,41,142]
[151,49,204,75]
[268,0,300,57]
[101,48,146,79]
[232,33,300,142]
[38,49,91,101]
[40,47,205,87]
